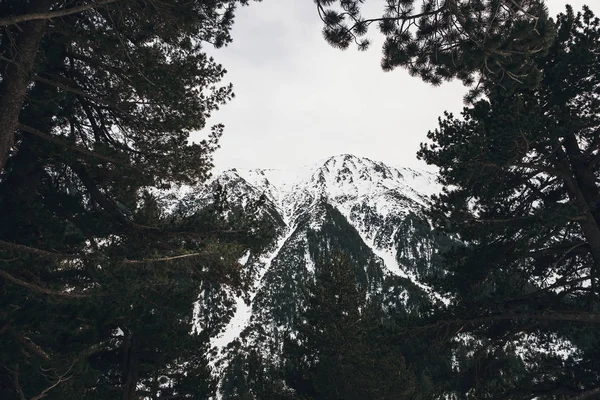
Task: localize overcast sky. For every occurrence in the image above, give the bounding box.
[195,0,597,172]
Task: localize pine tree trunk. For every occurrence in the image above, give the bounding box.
[0,7,49,172]
[122,331,140,400]
[556,138,600,307]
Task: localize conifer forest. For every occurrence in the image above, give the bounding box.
[0,0,599,399]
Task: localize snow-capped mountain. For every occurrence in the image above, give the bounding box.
[180,154,450,398]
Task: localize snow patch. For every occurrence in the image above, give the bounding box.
[210,226,297,352]
[238,250,250,266]
[304,241,315,274]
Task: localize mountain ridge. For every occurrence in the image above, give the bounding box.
[177,154,449,398]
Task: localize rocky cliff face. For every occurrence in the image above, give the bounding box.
[172,154,450,397]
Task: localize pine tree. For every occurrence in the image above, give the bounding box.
[417,6,600,398]
[0,1,275,398]
[0,0,248,173]
[315,0,556,101]
[0,176,272,398]
[285,252,418,400]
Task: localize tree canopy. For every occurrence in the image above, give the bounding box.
[0,0,248,175]
[418,5,600,398]
[284,253,418,400]
[315,0,556,101]
[0,1,276,399]
[3,1,599,399]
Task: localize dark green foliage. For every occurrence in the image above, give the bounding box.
[246,201,385,333]
[217,189,452,399]
[417,6,600,398]
[0,0,250,173]
[306,202,384,288]
[219,200,395,399]
[0,0,271,399]
[392,210,455,279]
[221,349,300,400]
[285,252,418,400]
[316,0,556,101]
[0,177,270,399]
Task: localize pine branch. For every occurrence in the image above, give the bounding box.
[521,242,589,259]
[33,74,120,107]
[413,310,600,338]
[0,239,77,260]
[124,253,204,264]
[12,364,26,400]
[70,161,160,232]
[6,327,52,361]
[468,215,587,224]
[22,337,51,361]
[480,161,572,180]
[0,269,94,298]
[0,0,116,27]
[162,229,247,239]
[17,123,128,166]
[572,387,600,400]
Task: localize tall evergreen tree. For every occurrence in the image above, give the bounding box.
[285,253,418,400]
[0,0,248,173]
[0,0,274,399]
[417,6,600,398]
[315,0,555,101]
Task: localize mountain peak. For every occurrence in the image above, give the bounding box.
[218,155,439,216]
[201,155,448,386]
[323,153,366,164]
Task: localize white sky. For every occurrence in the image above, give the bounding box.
[195,0,597,171]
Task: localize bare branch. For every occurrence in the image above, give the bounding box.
[124,253,204,264]
[0,0,116,27]
[30,361,75,400]
[12,364,26,400]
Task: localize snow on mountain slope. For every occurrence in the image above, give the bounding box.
[235,154,439,222]
[194,154,440,273]
[210,227,296,352]
[210,153,444,290]
[186,155,448,397]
